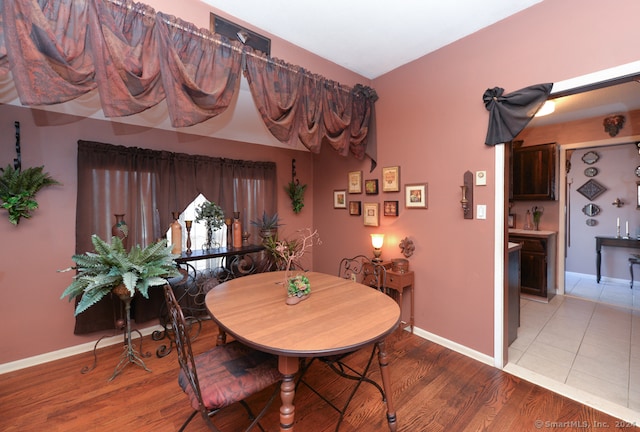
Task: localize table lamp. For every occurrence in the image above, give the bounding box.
[371,233,385,262]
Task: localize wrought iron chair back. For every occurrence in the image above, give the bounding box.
[296,255,389,431]
[163,285,281,432]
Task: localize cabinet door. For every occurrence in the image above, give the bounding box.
[520,251,547,297]
[512,143,556,201]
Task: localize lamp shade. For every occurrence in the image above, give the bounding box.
[371,233,385,249]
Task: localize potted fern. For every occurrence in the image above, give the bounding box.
[60,234,181,316]
[0,164,60,225]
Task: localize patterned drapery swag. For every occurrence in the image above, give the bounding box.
[0,0,378,162]
[483,83,553,146]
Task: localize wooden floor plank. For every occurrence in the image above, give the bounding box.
[1,321,636,431]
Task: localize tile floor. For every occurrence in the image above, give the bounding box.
[508,272,640,412]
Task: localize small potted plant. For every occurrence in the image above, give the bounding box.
[265,228,320,305]
[195,200,225,250]
[250,211,282,242]
[60,234,181,316]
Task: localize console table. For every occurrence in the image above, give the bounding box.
[595,236,640,283]
[154,243,266,356]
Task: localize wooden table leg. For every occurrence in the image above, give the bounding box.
[376,340,397,432]
[278,356,299,431]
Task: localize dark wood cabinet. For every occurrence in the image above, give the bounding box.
[511,142,557,201]
[509,231,556,301]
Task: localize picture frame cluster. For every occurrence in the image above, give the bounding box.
[334,166,427,226]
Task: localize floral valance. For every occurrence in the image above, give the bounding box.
[0,0,377,162]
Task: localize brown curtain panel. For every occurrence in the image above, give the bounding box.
[74,140,276,334]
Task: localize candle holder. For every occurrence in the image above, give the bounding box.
[185,220,193,255]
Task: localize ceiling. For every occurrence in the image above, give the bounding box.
[201,0,543,79]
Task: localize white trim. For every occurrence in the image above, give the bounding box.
[493,144,505,368]
[412,326,494,366]
[0,324,163,375]
[504,363,640,425]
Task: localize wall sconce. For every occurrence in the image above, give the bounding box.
[371,234,385,262]
[461,171,473,219]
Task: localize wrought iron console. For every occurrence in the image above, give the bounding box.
[153,244,267,357]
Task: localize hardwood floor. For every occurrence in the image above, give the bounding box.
[1,320,636,432]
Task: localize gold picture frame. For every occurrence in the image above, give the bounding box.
[405,183,428,208]
[363,202,379,226]
[382,166,400,192]
[348,171,363,194]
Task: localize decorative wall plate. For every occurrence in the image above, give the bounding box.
[636,165,640,177]
[582,203,601,217]
[584,167,598,177]
[577,179,606,201]
[586,218,598,226]
[582,151,599,165]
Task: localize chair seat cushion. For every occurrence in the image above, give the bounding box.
[179,341,281,411]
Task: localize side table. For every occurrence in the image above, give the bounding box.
[363,261,415,333]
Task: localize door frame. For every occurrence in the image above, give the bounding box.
[495,60,640,368]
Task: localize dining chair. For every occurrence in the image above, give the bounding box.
[163,284,282,432]
[296,255,387,431]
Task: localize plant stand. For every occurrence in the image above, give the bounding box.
[81,295,152,381]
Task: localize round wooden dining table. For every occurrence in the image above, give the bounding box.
[205,271,401,432]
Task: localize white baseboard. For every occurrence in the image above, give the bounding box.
[410,326,494,366]
[0,324,163,375]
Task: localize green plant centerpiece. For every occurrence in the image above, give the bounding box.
[265,228,320,305]
[286,180,307,214]
[60,234,181,316]
[250,211,282,243]
[0,164,61,225]
[194,200,225,250]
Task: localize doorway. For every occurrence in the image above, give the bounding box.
[500,62,640,422]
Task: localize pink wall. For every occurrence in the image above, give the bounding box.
[0,105,315,363]
[313,0,640,356]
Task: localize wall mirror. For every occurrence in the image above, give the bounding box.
[582,151,600,164]
[582,203,601,216]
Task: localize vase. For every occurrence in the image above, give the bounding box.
[111,214,128,250]
[232,212,242,248]
[204,224,213,250]
[170,212,182,255]
[286,293,310,305]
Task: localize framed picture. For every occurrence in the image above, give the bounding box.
[365,179,379,195]
[333,190,347,208]
[363,202,379,226]
[348,171,362,194]
[405,183,428,208]
[382,166,400,192]
[349,201,362,216]
[507,214,516,228]
[384,200,399,216]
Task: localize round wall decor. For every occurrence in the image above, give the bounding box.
[586,218,598,227]
[584,167,598,177]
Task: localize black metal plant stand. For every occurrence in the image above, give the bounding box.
[81,294,152,381]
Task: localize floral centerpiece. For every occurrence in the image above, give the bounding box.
[195,200,225,250]
[266,228,321,305]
